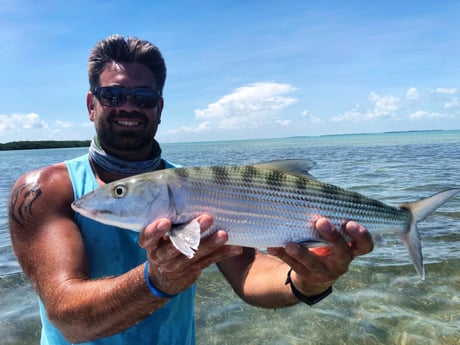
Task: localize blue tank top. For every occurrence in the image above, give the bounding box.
[38,154,196,345]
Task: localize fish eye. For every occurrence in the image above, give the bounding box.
[112,184,127,198]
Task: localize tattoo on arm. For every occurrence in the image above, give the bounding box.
[9,183,42,227]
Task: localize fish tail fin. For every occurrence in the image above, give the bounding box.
[400,188,460,279]
[169,220,201,258]
[399,223,424,279]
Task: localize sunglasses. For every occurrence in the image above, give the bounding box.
[93,86,162,108]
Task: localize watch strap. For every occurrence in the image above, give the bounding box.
[285,268,333,306]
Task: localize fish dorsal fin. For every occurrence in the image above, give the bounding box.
[251,159,316,178]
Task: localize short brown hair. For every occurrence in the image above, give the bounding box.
[88,34,166,92]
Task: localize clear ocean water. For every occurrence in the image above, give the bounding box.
[1,130,459,344]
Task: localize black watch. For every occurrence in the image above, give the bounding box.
[285,269,333,306]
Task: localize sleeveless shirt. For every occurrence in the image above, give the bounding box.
[38,154,196,345]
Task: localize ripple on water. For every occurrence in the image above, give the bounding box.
[195,259,460,345]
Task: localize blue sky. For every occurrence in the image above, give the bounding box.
[1,0,459,143]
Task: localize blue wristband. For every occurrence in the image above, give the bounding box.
[144,261,178,299]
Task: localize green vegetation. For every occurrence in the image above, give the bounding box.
[0,140,91,151]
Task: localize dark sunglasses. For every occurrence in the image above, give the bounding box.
[93,86,162,109]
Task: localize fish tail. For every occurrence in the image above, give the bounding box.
[400,188,460,279]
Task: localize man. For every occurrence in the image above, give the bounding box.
[8,35,373,344]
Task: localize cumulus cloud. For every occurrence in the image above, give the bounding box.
[329,105,363,123]
[0,113,93,142]
[166,121,212,135]
[166,80,300,138]
[330,92,402,123]
[0,115,14,132]
[427,87,458,110]
[15,113,48,129]
[166,82,299,135]
[55,120,74,128]
[405,87,419,101]
[301,110,322,124]
[368,92,401,117]
[81,121,94,128]
[275,120,292,127]
[444,96,458,109]
[0,112,48,133]
[409,111,450,120]
[430,88,457,95]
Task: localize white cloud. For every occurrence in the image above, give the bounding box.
[276,120,292,127]
[428,88,459,110]
[405,87,419,101]
[81,121,94,128]
[368,92,401,117]
[0,113,95,142]
[0,114,15,131]
[167,121,212,135]
[195,82,297,120]
[409,111,449,120]
[182,82,298,132]
[330,92,402,123]
[0,112,48,133]
[55,120,74,128]
[444,96,458,109]
[330,105,363,123]
[301,110,322,124]
[16,113,48,129]
[430,88,457,95]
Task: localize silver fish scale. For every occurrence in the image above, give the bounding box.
[71,161,459,275]
[167,166,410,246]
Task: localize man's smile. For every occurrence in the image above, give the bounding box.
[115,119,142,127]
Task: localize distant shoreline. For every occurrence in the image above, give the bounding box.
[0,140,91,151]
[1,129,457,150]
[318,129,449,138]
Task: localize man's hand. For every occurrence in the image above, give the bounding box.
[267,217,374,297]
[138,215,242,296]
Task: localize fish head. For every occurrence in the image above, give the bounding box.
[71,173,171,231]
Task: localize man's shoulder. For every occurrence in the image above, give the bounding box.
[9,162,74,230]
[11,162,72,203]
[15,162,67,183]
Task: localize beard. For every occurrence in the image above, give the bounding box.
[96,110,156,151]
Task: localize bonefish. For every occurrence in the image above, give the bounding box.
[71,159,460,278]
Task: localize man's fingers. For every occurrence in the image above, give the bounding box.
[314,218,352,259]
[138,218,172,248]
[314,217,344,243]
[342,221,374,257]
[195,214,213,234]
[140,214,213,250]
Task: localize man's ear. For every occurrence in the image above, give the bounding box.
[86,92,95,121]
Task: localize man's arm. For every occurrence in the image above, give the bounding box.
[217,218,374,308]
[8,164,240,343]
[9,164,167,342]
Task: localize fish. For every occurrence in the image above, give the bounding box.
[71,159,460,278]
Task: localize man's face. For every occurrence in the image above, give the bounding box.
[87,61,163,159]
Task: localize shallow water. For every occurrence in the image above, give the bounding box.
[1,131,459,344]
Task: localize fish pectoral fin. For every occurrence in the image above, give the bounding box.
[169,220,201,259]
[251,159,317,178]
[298,240,330,248]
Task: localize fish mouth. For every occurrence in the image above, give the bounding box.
[71,202,145,231]
[72,203,113,218]
[71,202,99,217]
